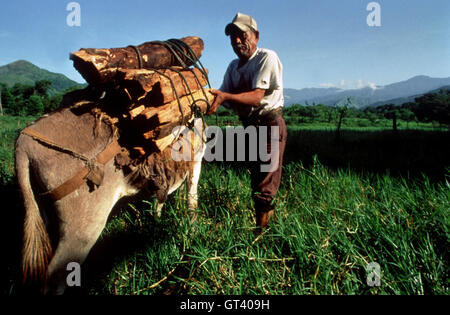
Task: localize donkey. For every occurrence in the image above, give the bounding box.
[14,89,206,294]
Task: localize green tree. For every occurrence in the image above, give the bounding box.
[399,108,415,129]
[334,97,357,139]
[11,83,34,99]
[366,112,378,124]
[1,84,16,115]
[376,104,399,132]
[23,94,44,116]
[34,80,52,97]
[314,104,333,123]
[284,104,311,123]
[414,88,450,130]
[45,93,64,113]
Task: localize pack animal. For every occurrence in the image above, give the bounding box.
[14,97,206,294]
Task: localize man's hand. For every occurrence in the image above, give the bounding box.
[207,88,266,115]
[208,89,227,115]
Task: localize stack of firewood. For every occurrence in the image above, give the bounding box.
[70,36,214,153]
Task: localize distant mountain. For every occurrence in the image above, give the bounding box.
[0,60,83,92]
[285,75,450,108]
[284,87,343,105]
[369,85,450,107]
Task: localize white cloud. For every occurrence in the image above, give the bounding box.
[368,82,378,90]
[320,79,348,89]
[319,83,336,88]
[320,79,380,90]
[355,79,381,90]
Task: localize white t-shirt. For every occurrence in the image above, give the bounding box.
[220,47,284,118]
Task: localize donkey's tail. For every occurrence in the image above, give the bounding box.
[15,137,53,288]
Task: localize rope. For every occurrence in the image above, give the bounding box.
[157,40,213,137]
[128,45,144,69]
[166,38,211,88]
[21,128,90,163]
[128,39,215,145]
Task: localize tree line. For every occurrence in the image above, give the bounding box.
[0,80,79,116]
[282,88,450,130]
[1,81,449,131]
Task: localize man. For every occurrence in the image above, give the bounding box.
[208,12,287,229]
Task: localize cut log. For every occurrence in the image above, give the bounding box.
[150,117,205,153]
[129,105,146,118]
[142,121,182,140]
[119,67,209,110]
[152,131,184,153]
[134,89,214,134]
[70,36,204,85]
[150,120,192,153]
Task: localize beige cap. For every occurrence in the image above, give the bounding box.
[225,12,258,35]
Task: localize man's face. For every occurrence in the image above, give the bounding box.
[229,27,259,61]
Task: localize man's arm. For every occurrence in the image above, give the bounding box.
[207,88,265,115]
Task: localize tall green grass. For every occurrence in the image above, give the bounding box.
[0,116,36,185]
[1,115,448,295]
[82,159,449,295]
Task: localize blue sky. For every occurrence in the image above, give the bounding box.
[0,0,449,90]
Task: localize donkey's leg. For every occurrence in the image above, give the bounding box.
[186,160,203,223]
[44,196,114,295]
[45,172,130,295]
[156,174,188,218]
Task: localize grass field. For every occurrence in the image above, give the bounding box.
[0,116,36,185]
[1,115,448,295]
[77,160,448,295]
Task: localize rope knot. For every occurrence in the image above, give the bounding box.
[84,158,105,189]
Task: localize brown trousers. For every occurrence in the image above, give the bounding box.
[243,115,287,213]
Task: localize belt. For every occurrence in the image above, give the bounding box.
[21,127,122,201]
[241,107,283,126]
